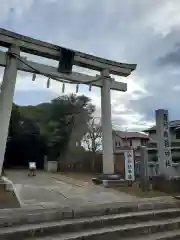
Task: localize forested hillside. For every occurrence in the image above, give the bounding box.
[4,94,95,169]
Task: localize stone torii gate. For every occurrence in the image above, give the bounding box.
[0,28,136,176]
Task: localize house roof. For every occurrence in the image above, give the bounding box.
[114,131,149,139]
[144,120,180,132]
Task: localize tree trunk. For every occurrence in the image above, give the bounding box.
[91,153,96,172]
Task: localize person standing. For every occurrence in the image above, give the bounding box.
[28,161,36,176]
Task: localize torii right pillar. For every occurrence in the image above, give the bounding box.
[101,69,114,174]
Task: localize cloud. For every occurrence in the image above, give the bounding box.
[0,0,35,26]
[157,46,180,68]
[1,0,180,131]
[14,90,54,105]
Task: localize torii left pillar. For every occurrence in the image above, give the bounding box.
[0,45,19,175]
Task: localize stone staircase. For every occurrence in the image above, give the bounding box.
[1,199,180,239]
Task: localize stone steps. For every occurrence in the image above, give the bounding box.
[0,198,177,227]
[26,217,180,240]
[1,208,180,239]
[40,230,180,240]
[29,230,180,240]
[124,230,180,239]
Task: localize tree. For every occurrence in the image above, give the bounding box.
[19,94,95,161]
[5,103,47,169]
[83,118,102,171]
[5,94,95,169]
[49,94,95,162]
[8,104,23,137]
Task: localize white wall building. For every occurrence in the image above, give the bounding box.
[144,119,180,178]
[145,120,180,163]
[112,130,149,177]
[113,130,149,155]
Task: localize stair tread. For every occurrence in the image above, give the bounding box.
[124,229,180,240]
[28,229,180,240]
[26,217,180,240]
[0,208,179,234]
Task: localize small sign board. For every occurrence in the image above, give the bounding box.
[124,150,135,181]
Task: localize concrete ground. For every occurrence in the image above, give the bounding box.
[6,170,138,209]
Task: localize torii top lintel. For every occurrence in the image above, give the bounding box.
[0,28,136,77]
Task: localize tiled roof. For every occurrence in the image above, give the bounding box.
[114,131,149,139]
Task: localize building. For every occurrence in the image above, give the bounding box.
[144,120,180,163]
[113,131,149,150]
[112,119,180,178]
[112,130,149,174]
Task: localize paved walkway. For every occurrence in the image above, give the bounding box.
[6,170,138,209]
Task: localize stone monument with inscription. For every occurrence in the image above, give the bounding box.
[155,109,177,179]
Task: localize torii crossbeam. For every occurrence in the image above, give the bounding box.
[0,28,136,175]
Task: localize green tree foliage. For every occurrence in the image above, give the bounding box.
[5,103,46,168]
[6,94,95,168]
[37,94,95,160]
[8,104,23,137]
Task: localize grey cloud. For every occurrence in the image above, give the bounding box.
[112,108,135,116]
[14,90,57,106]
[157,47,180,68]
[2,0,180,131]
[111,115,128,129]
[126,72,180,123]
[2,0,166,61]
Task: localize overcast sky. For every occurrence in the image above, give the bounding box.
[1,0,180,131]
